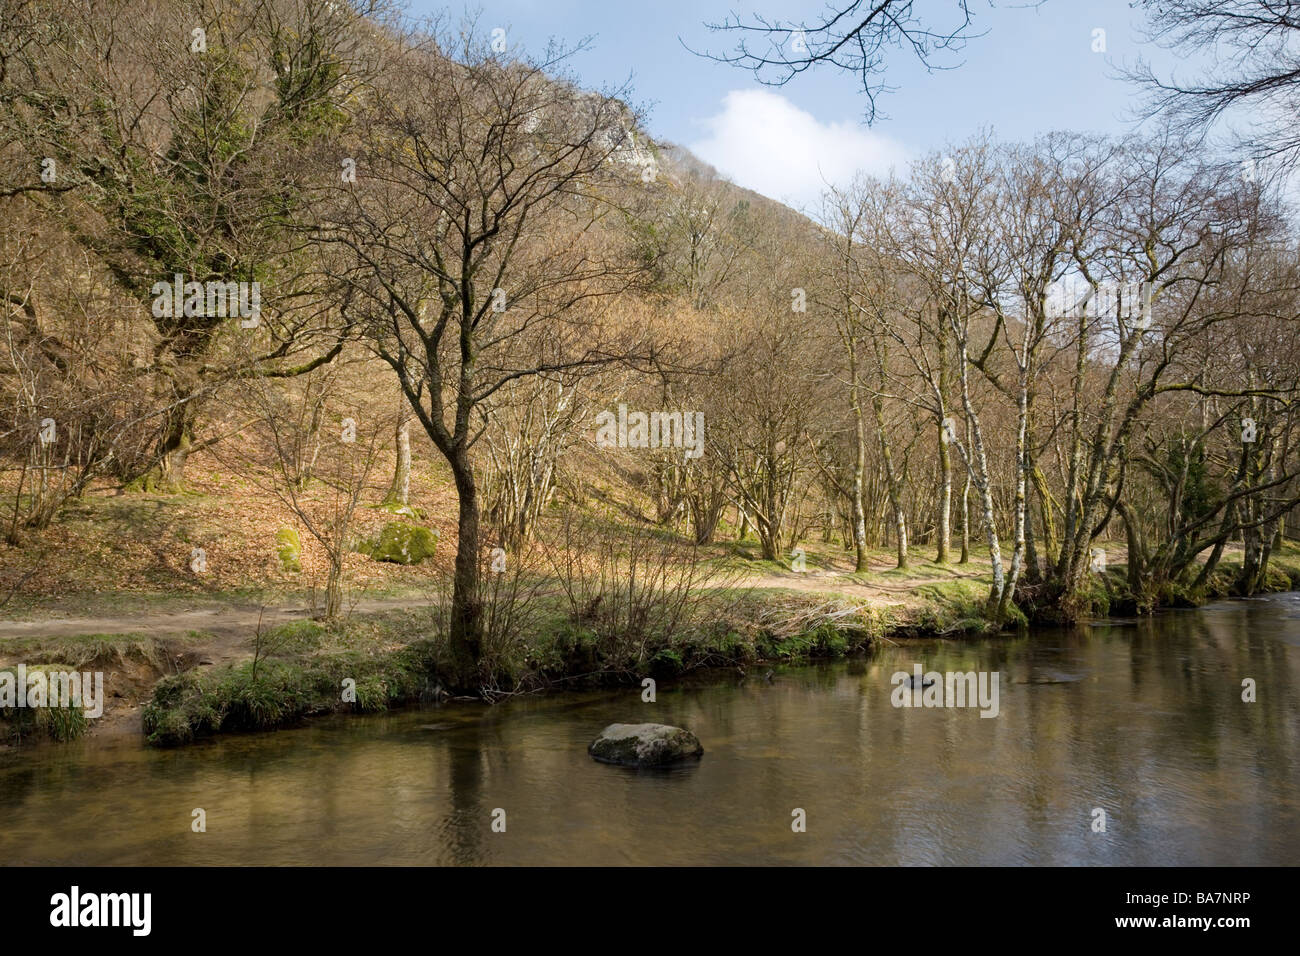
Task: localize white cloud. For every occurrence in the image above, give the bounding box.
[689,89,909,211]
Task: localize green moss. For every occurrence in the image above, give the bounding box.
[376,500,425,520]
[262,619,325,652]
[353,522,438,565]
[649,647,684,676]
[756,621,858,662]
[1261,564,1292,593]
[276,527,302,572]
[121,471,182,494]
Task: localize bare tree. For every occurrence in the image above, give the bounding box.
[1129,1,1300,169]
[817,184,874,571]
[696,0,986,123]
[319,24,649,681]
[223,369,388,620]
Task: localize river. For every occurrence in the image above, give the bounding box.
[2,594,1297,865]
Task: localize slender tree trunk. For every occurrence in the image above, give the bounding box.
[959,453,971,564]
[974,467,1004,617]
[1190,508,1235,592]
[935,320,952,563]
[1031,465,1057,568]
[995,376,1030,623]
[870,341,907,569]
[1056,310,1090,580]
[874,404,908,570]
[1024,488,1039,584]
[891,493,908,569]
[850,380,870,572]
[1117,500,1146,600]
[1239,510,1263,595]
[956,360,1004,617]
[325,555,343,619]
[936,421,952,564]
[757,510,779,561]
[386,410,411,506]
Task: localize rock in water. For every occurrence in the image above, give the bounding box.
[588,723,703,767]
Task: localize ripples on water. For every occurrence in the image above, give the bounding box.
[2,594,1297,865]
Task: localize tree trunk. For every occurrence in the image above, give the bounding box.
[872,396,907,569]
[936,320,952,563]
[150,406,194,491]
[936,419,952,563]
[850,385,870,572]
[1023,489,1039,584]
[995,378,1030,623]
[449,462,483,681]
[1031,465,1057,568]
[1117,500,1145,601]
[325,555,344,620]
[891,495,908,569]
[386,412,411,506]
[959,466,971,563]
[757,510,779,561]
[1239,504,1263,595]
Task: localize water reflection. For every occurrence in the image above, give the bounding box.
[1,595,1296,865]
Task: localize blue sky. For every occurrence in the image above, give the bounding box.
[408,1,1199,210]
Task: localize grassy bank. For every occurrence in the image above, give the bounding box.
[11,543,1300,747]
[131,572,1021,747]
[1,632,207,745]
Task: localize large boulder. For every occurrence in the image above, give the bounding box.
[588,723,703,767]
[276,527,302,572]
[354,521,438,565]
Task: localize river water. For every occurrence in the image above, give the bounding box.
[2,595,1297,865]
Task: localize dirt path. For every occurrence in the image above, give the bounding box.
[0,556,992,654]
[0,595,450,739]
[0,596,442,666]
[744,568,984,598]
[743,553,989,605]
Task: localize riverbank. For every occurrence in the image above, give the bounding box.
[1,571,993,746]
[6,541,1300,747]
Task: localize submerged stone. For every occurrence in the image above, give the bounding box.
[1023,669,1085,684]
[588,722,703,767]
